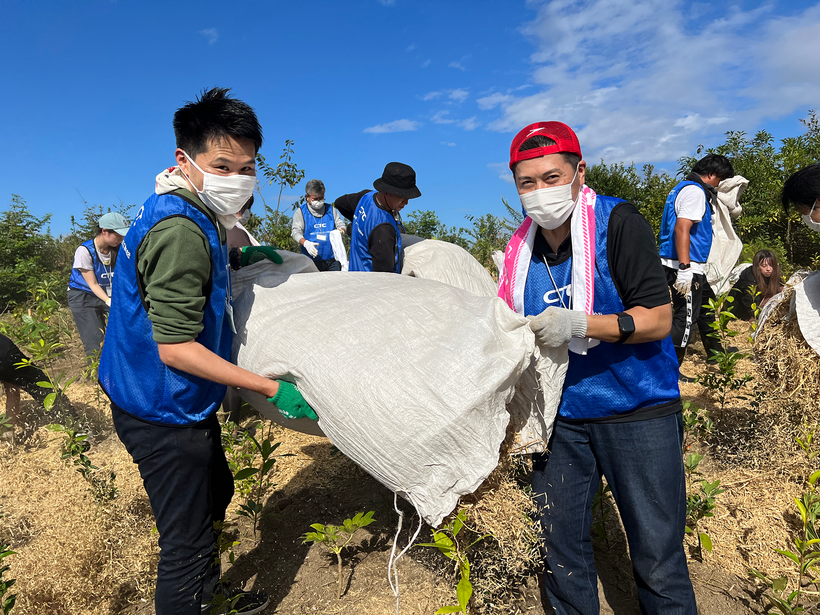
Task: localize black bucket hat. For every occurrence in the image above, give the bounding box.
[373,162,421,199]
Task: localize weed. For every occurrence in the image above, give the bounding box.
[417,510,491,614]
[302,511,376,599]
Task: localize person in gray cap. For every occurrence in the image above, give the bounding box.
[334,162,421,272]
[291,178,347,271]
[67,211,130,360]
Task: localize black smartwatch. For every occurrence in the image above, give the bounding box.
[615,312,635,344]
[678,262,691,270]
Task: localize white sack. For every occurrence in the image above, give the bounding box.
[402,236,497,297]
[706,176,748,294]
[232,268,537,526]
[795,272,820,356]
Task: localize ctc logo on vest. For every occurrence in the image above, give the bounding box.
[544,283,571,305]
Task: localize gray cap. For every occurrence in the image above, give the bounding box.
[98,212,130,236]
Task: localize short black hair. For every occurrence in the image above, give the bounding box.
[173,87,263,158]
[782,163,820,213]
[516,135,581,173]
[691,154,734,181]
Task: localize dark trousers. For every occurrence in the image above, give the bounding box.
[112,404,235,615]
[314,258,342,272]
[696,280,723,363]
[1,343,49,404]
[664,267,707,365]
[532,413,697,615]
[67,288,109,359]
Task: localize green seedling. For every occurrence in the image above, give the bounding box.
[681,400,713,452]
[47,422,117,502]
[750,470,820,614]
[0,531,16,615]
[591,480,613,545]
[214,520,240,567]
[232,426,292,539]
[684,453,724,560]
[417,510,491,614]
[302,511,376,599]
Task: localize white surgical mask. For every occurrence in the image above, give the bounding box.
[180,151,256,223]
[520,165,580,230]
[238,209,251,226]
[308,198,325,210]
[802,200,820,232]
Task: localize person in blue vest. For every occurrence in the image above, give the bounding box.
[99,87,316,615]
[498,121,696,614]
[658,154,735,365]
[291,179,347,271]
[334,162,421,272]
[67,212,130,361]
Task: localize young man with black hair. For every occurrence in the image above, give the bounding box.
[659,153,735,364]
[498,122,696,614]
[782,163,820,231]
[333,162,421,272]
[100,87,315,615]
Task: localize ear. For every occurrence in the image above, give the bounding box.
[174,149,188,172]
[577,160,587,185]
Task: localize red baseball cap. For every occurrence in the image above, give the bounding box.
[509,121,582,170]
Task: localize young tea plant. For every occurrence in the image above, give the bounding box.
[750,469,820,614]
[0,528,16,615]
[696,292,752,412]
[684,452,724,560]
[417,510,492,614]
[46,421,117,502]
[302,511,376,599]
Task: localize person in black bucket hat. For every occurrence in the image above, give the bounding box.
[333,162,421,272]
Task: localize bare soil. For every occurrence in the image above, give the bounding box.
[0,317,813,614]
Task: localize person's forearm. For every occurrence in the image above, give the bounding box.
[80,270,110,303]
[673,220,693,263]
[585,304,672,344]
[157,339,279,398]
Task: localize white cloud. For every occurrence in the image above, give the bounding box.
[449,89,469,103]
[378,0,396,5]
[422,91,442,101]
[477,93,513,110]
[442,142,457,147]
[460,116,479,131]
[363,119,419,134]
[421,59,431,68]
[432,111,455,124]
[448,61,466,71]
[482,1,820,163]
[488,163,515,184]
[199,28,218,45]
[406,43,416,52]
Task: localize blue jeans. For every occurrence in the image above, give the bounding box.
[532,412,696,614]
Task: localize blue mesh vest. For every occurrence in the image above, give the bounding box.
[299,203,336,261]
[68,238,116,295]
[658,181,713,263]
[99,191,231,425]
[349,191,403,273]
[523,196,680,420]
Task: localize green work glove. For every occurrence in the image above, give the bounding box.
[268,380,318,420]
[240,245,283,266]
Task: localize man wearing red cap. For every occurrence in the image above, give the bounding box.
[499,122,696,613]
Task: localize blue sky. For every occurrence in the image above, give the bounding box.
[2,0,819,235]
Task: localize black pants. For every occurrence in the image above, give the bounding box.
[665,267,707,365]
[112,404,235,615]
[696,280,723,363]
[0,340,50,404]
[67,288,109,359]
[314,258,342,272]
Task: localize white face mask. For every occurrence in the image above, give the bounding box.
[180,151,256,218]
[802,200,820,232]
[238,209,251,226]
[520,164,579,230]
[308,198,325,210]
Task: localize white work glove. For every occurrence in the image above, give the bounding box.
[105,298,112,307]
[674,268,694,296]
[303,240,319,258]
[529,307,588,348]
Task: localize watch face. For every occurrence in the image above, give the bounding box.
[619,314,636,335]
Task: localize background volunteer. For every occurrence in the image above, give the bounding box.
[335,162,420,273]
[67,212,130,361]
[291,178,346,271]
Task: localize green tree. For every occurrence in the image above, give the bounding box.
[255,140,305,251]
[0,195,63,309]
[404,210,468,247]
